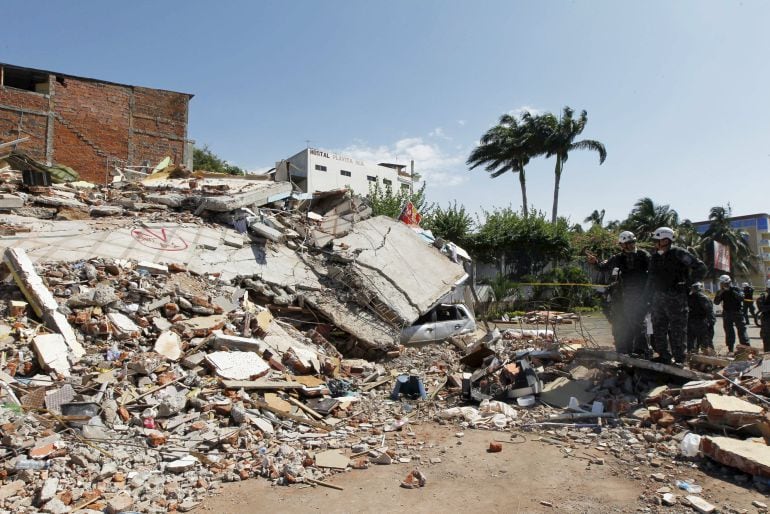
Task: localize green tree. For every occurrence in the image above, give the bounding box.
[472,208,571,277]
[422,201,473,246]
[193,145,245,175]
[366,181,432,220]
[699,206,756,277]
[540,107,606,223]
[570,224,618,262]
[622,197,679,241]
[467,112,543,219]
[584,209,606,227]
[676,219,704,258]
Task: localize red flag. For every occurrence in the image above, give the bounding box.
[398,201,422,226]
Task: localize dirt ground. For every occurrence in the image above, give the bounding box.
[200,314,769,514]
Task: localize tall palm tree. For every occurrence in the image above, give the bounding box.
[676,219,704,259]
[584,209,606,227]
[700,206,756,277]
[467,113,541,218]
[541,107,607,223]
[622,197,679,241]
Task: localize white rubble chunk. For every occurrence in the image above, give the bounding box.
[165,454,199,473]
[107,312,140,338]
[32,334,71,376]
[136,261,169,275]
[106,491,134,514]
[154,331,182,361]
[205,351,269,380]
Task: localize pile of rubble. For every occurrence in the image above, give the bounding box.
[0,156,769,512]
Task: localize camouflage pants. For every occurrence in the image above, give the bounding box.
[761,315,770,352]
[651,291,688,363]
[687,320,713,353]
[613,295,648,355]
[723,311,749,350]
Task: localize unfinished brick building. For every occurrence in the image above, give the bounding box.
[0,62,193,183]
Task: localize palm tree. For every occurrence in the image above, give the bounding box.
[700,206,756,277]
[584,209,606,227]
[467,113,541,218]
[622,197,679,241]
[676,219,704,259]
[541,107,607,223]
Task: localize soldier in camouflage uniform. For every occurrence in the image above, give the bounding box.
[587,231,650,355]
[687,282,715,354]
[646,227,707,365]
[756,279,770,352]
[714,274,749,353]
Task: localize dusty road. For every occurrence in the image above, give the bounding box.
[199,313,768,514]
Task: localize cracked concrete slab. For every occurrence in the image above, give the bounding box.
[331,216,467,324]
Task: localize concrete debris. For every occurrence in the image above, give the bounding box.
[205,351,270,380]
[701,436,770,478]
[0,174,768,511]
[32,334,71,376]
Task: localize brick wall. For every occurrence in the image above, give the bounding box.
[0,67,190,184]
[0,86,50,162]
[52,78,131,182]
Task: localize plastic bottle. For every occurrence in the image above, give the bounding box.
[679,433,702,457]
[14,458,50,470]
[675,480,702,494]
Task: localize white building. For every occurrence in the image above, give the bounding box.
[276,147,413,196]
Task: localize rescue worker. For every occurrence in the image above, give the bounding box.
[687,282,715,355]
[756,279,770,352]
[742,282,758,326]
[646,227,707,365]
[587,231,650,355]
[714,274,750,354]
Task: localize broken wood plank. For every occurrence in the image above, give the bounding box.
[220,379,305,390]
[360,377,391,392]
[688,354,731,368]
[251,399,329,431]
[305,477,344,491]
[574,349,709,380]
[286,395,324,420]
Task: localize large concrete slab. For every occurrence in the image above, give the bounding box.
[0,216,322,285]
[301,289,399,353]
[701,436,770,478]
[702,393,764,429]
[331,216,467,324]
[141,175,292,212]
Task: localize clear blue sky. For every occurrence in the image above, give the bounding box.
[4,1,769,226]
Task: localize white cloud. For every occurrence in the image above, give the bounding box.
[508,105,542,118]
[429,127,451,140]
[337,137,468,188]
[457,120,466,126]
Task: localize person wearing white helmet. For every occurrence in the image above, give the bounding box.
[687,282,715,355]
[741,282,758,326]
[647,226,707,365]
[714,274,749,354]
[586,230,651,356]
[755,279,770,352]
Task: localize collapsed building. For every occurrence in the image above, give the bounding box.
[0,152,770,512]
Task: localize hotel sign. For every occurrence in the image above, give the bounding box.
[310,148,365,166]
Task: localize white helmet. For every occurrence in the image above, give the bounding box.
[618,231,636,244]
[611,267,620,278]
[652,227,675,240]
[718,274,732,285]
[742,282,749,288]
[766,279,770,289]
[691,282,704,291]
